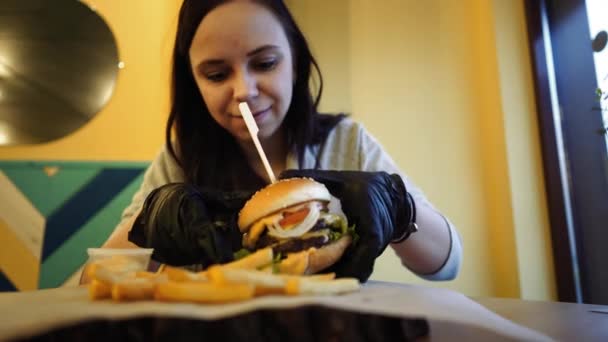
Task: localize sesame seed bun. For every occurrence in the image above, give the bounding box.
[238,178,331,232]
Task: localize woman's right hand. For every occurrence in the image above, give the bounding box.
[128,183,252,267]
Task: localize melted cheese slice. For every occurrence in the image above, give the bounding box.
[244,212,282,248]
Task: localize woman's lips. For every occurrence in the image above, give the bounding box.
[252,108,270,119]
[231,107,270,120]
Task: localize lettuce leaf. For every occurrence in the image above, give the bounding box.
[347,224,359,246]
[271,252,282,274]
[233,248,251,260]
[328,222,358,247]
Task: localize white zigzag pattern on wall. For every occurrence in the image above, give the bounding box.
[0,171,46,290]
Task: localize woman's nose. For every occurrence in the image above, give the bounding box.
[233,71,259,102]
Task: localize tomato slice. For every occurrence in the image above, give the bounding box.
[278,207,310,228]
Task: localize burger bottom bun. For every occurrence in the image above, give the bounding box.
[306,235,352,274]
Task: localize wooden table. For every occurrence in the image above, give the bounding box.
[6,283,606,341]
[474,297,608,341]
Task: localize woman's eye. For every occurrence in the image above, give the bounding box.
[204,70,228,82]
[254,58,278,71]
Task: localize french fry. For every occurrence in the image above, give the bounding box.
[259,264,274,273]
[206,267,288,295]
[277,272,335,282]
[285,277,360,296]
[278,249,312,275]
[304,273,336,281]
[285,278,299,296]
[222,247,273,270]
[135,271,158,279]
[161,266,208,282]
[206,265,226,284]
[136,272,169,283]
[220,268,284,286]
[88,279,112,300]
[155,281,255,303]
[254,285,285,296]
[206,261,345,296]
[111,278,158,301]
[85,263,98,280]
[282,273,339,296]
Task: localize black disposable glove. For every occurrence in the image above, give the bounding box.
[279,170,412,282]
[128,183,252,267]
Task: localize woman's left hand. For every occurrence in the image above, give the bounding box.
[279,169,412,282]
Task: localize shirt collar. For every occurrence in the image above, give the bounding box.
[285,144,320,170]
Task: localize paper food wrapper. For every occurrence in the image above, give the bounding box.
[0,281,551,341]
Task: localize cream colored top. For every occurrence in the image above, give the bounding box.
[119,118,462,281]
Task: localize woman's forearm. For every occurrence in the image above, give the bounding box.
[391,204,456,277]
[102,213,140,249]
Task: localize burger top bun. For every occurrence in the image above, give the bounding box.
[238,178,331,232]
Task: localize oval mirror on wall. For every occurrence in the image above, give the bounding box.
[0,0,119,146]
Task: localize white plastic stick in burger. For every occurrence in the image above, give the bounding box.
[238,102,277,183]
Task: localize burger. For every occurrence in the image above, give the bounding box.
[237,178,353,274]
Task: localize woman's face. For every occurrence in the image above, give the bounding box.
[189,1,294,143]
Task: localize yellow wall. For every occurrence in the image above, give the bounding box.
[0,0,180,161]
[288,0,555,300]
[0,0,555,300]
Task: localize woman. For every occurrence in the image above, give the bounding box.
[102,0,461,282]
